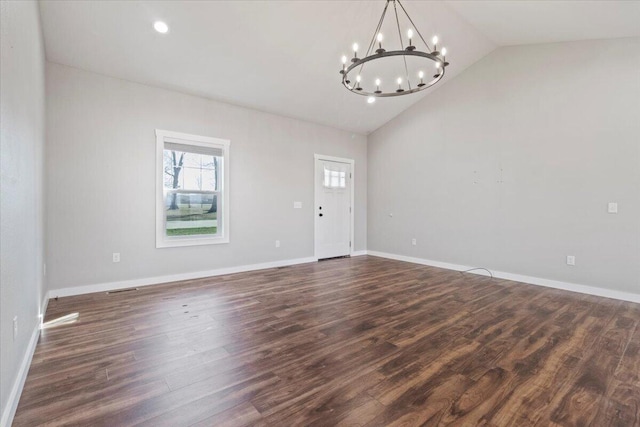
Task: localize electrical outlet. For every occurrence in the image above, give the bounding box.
[566,255,576,266]
[112,253,120,263]
[608,202,618,214]
[13,316,18,341]
[275,240,280,248]
[411,238,417,246]
[293,202,302,209]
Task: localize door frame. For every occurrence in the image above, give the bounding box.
[314,154,355,260]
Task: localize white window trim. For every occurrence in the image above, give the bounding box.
[156,129,230,248]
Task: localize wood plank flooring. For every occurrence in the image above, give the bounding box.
[13,256,640,426]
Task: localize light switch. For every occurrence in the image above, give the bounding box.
[607,202,618,214]
[293,202,302,209]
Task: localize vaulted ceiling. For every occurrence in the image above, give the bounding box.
[39,1,640,134]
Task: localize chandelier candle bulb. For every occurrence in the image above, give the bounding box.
[338,0,449,98]
[406,29,415,51]
[376,33,385,54]
[433,61,441,78]
[431,36,440,55]
[367,96,376,104]
[441,47,449,66]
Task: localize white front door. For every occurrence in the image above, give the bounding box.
[315,158,352,259]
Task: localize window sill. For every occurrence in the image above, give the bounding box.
[156,235,229,248]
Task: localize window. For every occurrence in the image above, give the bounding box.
[156,130,230,247]
[323,168,347,188]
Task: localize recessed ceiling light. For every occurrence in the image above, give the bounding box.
[153,21,169,34]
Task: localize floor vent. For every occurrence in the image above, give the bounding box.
[106,287,139,294]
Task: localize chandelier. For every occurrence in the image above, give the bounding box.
[339,0,449,102]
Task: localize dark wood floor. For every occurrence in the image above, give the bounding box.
[13,256,640,426]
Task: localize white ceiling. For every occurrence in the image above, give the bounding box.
[447,1,640,46]
[39,1,640,134]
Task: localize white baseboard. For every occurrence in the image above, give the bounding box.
[40,294,49,327]
[1,324,40,427]
[367,250,640,304]
[368,251,469,272]
[49,256,318,298]
[44,249,640,303]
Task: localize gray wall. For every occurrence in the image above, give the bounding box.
[368,38,640,295]
[46,63,367,292]
[0,0,46,420]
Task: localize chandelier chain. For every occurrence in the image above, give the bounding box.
[359,1,390,77]
[396,0,432,51]
[366,1,389,58]
[392,0,411,90]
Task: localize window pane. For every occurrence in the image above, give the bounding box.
[331,171,339,187]
[165,192,218,237]
[164,149,220,192]
[323,167,346,189]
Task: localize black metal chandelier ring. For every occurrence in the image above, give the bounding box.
[342,50,445,98]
